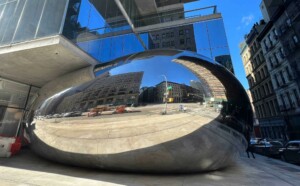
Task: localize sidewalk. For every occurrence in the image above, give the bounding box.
[0,149,300,186]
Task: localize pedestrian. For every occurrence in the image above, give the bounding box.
[246,145,255,159]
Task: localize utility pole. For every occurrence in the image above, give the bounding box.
[161,75,168,114]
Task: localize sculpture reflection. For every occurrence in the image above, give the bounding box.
[29,50,253,173]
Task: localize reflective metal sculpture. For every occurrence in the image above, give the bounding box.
[27,50,253,173]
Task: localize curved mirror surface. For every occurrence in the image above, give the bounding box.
[29,50,253,172]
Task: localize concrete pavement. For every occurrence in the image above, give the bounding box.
[0,148,300,186]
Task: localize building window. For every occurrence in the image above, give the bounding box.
[274,74,279,87]
[286,92,293,108]
[269,57,274,68]
[162,33,166,39]
[268,34,273,45]
[280,94,286,109]
[274,53,279,64]
[186,38,191,44]
[279,47,285,59]
[293,89,300,106]
[171,41,175,46]
[273,29,278,37]
[264,40,268,51]
[286,19,292,27]
[156,34,159,40]
[293,35,299,44]
[279,70,286,84]
[180,39,185,45]
[285,66,292,80]
[179,30,184,35]
[265,83,269,95]
[170,32,174,37]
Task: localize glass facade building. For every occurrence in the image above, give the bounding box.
[0,0,68,46]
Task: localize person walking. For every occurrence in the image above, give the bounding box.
[246,144,255,159]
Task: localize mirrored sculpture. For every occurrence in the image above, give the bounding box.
[27,50,253,173]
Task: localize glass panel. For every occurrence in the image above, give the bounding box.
[77,33,147,63]
[0,0,67,45]
[0,0,21,45]
[0,0,27,45]
[26,86,39,110]
[0,106,23,137]
[193,22,211,58]
[36,0,68,38]
[13,0,45,43]
[207,19,229,50]
[0,79,30,108]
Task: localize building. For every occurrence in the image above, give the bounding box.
[155,81,203,103]
[149,24,197,51]
[241,21,284,140]
[0,1,233,137]
[258,0,300,140]
[53,72,143,113]
[242,21,287,140]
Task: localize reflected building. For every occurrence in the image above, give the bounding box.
[155,81,203,103]
[149,25,196,51]
[215,55,234,74]
[47,71,143,114]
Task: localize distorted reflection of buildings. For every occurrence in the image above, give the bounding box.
[173,59,227,100]
[190,80,211,98]
[139,81,203,104]
[214,55,234,74]
[53,72,143,113]
[149,25,196,51]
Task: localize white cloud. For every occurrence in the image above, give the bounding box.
[241,14,254,26]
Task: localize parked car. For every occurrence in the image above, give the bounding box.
[63,111,82,117]
[279,140,300,164]
[250,137,262,145]
[252,140,283,157]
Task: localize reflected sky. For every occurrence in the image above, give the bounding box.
[108,56,199,87]
[194,19,230,60]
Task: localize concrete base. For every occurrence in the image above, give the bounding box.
[1,149,300,186]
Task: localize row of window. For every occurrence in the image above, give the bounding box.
[278,89,300,111]
[267,47,285,70]
[272,65,294,89]
[151,38,192,49]
[248,65,268,87]
[255,98,278,118]
[244,50,264,75]
[251,80,273,102]
[152,29,191,41]
[260,126,285,140]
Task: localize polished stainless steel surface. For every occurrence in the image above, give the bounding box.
[27,50,252,173]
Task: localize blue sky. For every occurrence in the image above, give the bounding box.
[185,0,263,89]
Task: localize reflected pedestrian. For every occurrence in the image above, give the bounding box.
[246,145,255,159]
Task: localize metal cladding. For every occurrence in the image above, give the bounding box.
[27,50,253,173]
